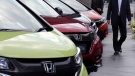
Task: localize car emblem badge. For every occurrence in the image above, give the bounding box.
[73,34,82,41]
[42,61,56,74]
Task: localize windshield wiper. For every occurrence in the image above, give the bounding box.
[0,29,23,31]
[0,28,33,32]
[37,27,47,32]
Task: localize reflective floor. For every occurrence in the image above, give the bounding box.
[89,29,135,76]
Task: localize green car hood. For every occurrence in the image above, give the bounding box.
[0,29,77,58]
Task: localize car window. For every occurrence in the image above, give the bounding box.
[62,0,89,11]
[45,0,75,15]
[20,0,59,17]
[0,0,46,31]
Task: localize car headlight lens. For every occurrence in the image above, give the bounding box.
[82,22,98,34]
[91,22,98,33]
[0,57,9,69]
[82,23,91,28]
[99,17,105,22]
[0,73,10,76]
[74,47,83,67]
[74,47,83,75]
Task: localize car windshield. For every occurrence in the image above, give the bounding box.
[20,0,59,17]
[45,0,75,15]
[62,0,89,11]
[0,0,45,31]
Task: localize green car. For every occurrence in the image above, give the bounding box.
[0,0,88,76]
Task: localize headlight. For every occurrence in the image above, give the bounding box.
[99,17,105,22]
[74,47,83,76]
[0,57,9,70]
[91,22,98,33]
[82,22,98,34]
[0,73,10,76]
[82,23,90,27]
[74,47,83,67]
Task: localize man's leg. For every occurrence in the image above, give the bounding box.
[112,24,119,52]
[118,20,127,52]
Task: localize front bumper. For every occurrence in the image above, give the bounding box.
[0,57,87,76]
[83,36,103,64]
[65,33,102,73]
[83,36,103,72]
[0,64,88,76]
[79,64,88,76]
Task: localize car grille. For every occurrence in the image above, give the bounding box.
[15,57,68,63]
[65,32,96,54]
[3,57,77,76]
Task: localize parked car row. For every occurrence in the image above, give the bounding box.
[45,0,108,40]
[0,0,108,76]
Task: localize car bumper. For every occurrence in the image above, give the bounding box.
[83,36,103,64]
[83,36,103,72]
[0,57,86,76]
[98,21,108,37]
[79,64,89,76]
[0,64,88,76]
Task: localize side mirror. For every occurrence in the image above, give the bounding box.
[54,7,63,15]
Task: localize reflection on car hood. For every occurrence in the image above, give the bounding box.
[42,16,90,33]
[73,14,91,25]
[0,30,77,58]
[42,16,82,25]
[81,10,102,20]
[53,23,90,33]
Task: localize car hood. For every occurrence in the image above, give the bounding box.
[42,16,82,25]
[53,23,90,33]
[73,14,91,25]
[81,10,102,20]
[42,16,90,33]
[0,30,77,58]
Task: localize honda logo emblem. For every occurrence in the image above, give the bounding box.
[42,61,56,74]
[73,34,82,41]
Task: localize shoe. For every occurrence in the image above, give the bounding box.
[119,48,122,53]
[114,51,119,55]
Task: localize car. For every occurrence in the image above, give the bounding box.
[46,0,108,40]
[43,0,98,34]
[19,0,103,73]
[0,0,88,76]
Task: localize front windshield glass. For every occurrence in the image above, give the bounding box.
[0,0,44,31]
[20,0,59,17]
[62,0,89,11]
[46,0,75,15]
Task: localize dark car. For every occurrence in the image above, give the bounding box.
[19,0,103,73]
[45,0,108,40]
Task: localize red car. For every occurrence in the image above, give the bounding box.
[46,0,108,40]
[19,0,103,73]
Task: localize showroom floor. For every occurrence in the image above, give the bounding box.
[82,2,135,76]
[89,28,135,76]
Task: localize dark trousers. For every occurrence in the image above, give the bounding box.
[112,15,127,51]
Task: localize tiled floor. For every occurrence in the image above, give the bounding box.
[89,31,135,76]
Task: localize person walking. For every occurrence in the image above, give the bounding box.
[107,0,131,55]
[91,0,104,15]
